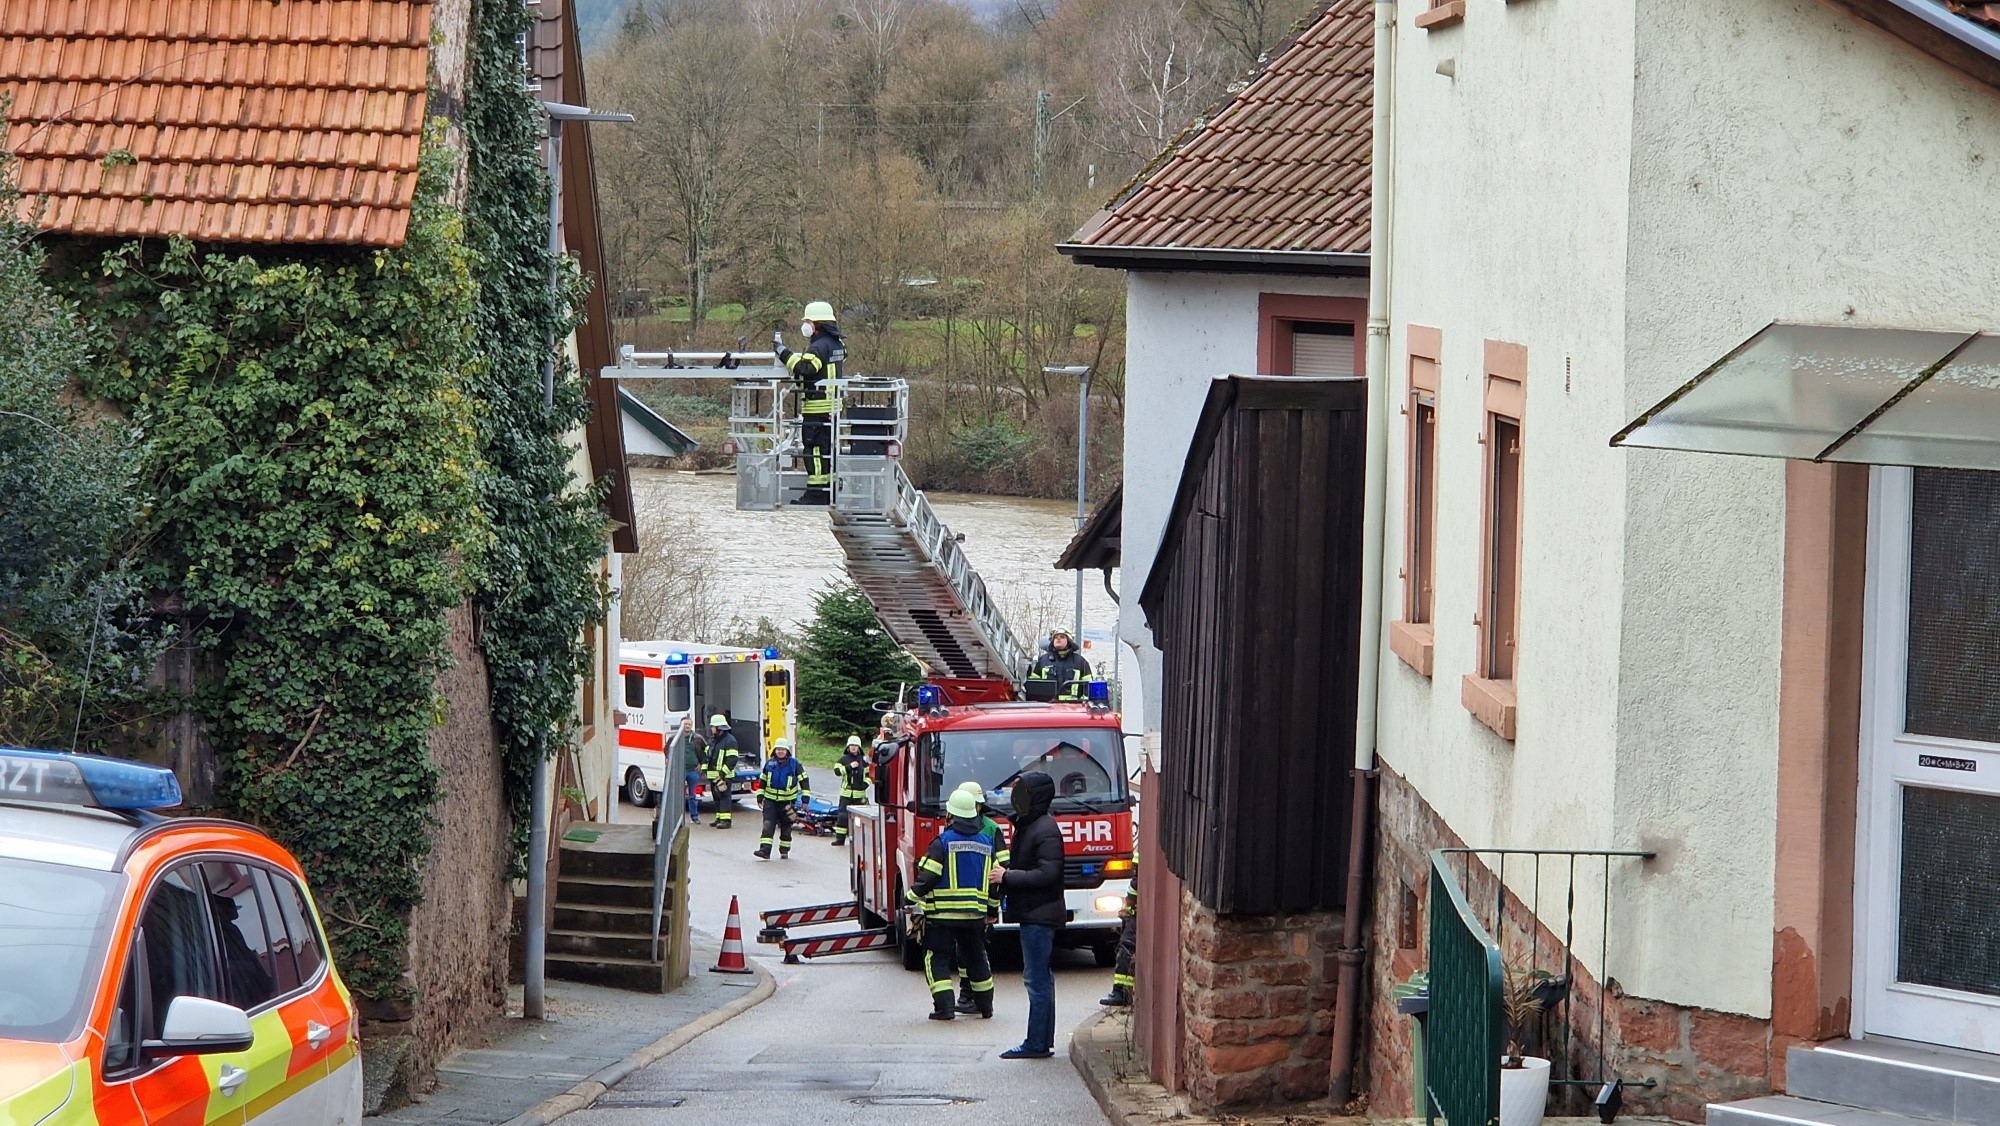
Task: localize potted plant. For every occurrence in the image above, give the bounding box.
[1500,964,1556,1126]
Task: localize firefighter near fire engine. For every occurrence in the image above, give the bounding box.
[1102,849,1137,1007]
[703,714,740,828]
[833,735,869,846]
[774,300,844,506]
[954,779,1007,1014]
[911,787,997,1021]
[755,739,810,859]
[1026,629,1092,700]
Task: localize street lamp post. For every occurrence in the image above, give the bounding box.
[525,100,633,1024]
[1046,365,1092,644]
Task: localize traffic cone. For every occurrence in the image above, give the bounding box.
[710,895,754,975]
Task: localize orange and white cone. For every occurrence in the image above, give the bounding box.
[711,895,754,975]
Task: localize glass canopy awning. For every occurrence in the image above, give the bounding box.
[1611,323,2000,470]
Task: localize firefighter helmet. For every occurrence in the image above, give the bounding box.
[946,789,979,819]
[709,713,729,728]
[773,738,793,752]
[803,299,836,324]
[846,735,863,748]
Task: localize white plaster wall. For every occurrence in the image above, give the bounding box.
[1118,270,1369,731]
[1374,0,1640,995]
[1615,0,2000,1013]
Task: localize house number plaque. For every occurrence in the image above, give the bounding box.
[1917,754,1978,772]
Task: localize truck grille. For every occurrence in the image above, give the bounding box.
[1064,857,1112,890]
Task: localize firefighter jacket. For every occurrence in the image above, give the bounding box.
[759,755,809,803]
[778,327,845,416]
[703,730,740,777]
[835,750,869,800]
[912,817,996,921]
[1026,644,1092,697]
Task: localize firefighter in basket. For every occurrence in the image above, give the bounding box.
[953,780,1007,1015]
[754,739,810,859]
[833,735,870,846]
[910,787,997,1021]
[774,300,845,506]
[1026,628,1092,700]
[703,714,740,828]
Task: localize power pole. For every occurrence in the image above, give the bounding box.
[1033,90,1050,194]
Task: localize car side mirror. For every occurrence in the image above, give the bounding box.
[142,996,255,1059]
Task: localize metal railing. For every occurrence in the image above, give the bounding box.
[881,460,1030,678]
[1424,847,1655,1125]
[650,755,687,962]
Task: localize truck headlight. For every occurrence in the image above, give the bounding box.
[1094,894,1124,914]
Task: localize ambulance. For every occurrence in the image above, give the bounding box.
[615,641,797,808]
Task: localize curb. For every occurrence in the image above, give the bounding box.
[497,959,778,1126]
[1069,1009,1170,1126]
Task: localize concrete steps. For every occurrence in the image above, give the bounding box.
[1710,1039,2000,1126]
[542,825,678,994]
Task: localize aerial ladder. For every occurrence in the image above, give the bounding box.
[603,346,1031,699]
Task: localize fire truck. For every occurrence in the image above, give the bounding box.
[605,347,1135,968]
[615,641,796,810]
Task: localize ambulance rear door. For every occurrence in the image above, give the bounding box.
[762,660,796,756]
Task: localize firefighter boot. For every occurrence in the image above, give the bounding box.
[754,845,772,860]
[1100,984,1133,1007]
[928,994,956,1022]
[955,983,977,1015]
[975,990,994,1020]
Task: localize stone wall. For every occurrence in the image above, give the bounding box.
[1178,891,1342,1108]
[361,604,514,1112]
[1366,759,1772,1122]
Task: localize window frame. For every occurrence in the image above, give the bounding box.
[1392,325,1443,677]
[1464,340,1527,741]
[624,668,647,710]
[1255,294,1367,378]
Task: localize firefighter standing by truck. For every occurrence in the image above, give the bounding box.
[1101,849,1138,1007]
[703,715,740,828]
[911,787,997,1021]
[755,739,810,859]
[833,735,870,846]
[954,780,1007,1015]
[774,300,845,506]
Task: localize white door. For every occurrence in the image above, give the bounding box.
[1858,465,2000,1051]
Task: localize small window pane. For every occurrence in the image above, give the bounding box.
[1906,468,2000,743]
[269,872,326,984]
[667,674,691,713]
[202,862,280,1010]
[1898,785,2000,995]
[141,866,221,1039]
[1291,323,1355,377]
[104,949,141,1073]
[624,669,646,709]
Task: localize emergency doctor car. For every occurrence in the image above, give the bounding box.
[0,747,361,1125]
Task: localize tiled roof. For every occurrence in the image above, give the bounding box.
[1946,1,2000,31]
[1065,0,1371,257]
[1,0,432,246]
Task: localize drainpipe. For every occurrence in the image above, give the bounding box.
[1329,0,1396,1106]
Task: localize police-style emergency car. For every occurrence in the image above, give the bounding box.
[0,748,361,1125]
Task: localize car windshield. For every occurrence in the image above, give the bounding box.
[924,726,1128,813]
[0,857,121,1043]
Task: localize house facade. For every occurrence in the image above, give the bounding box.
[1367,0,2000,1120]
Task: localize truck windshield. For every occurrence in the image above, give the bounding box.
[0,857,121,1043]
[925,727,1128,813]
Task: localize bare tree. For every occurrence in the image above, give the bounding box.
[1096,0,1221,159]
[621,510,727,642]
[1186,0,1311,73]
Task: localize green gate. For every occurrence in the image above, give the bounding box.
[1425,850,1504,1125]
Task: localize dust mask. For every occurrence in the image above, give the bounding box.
[799,321,814,337]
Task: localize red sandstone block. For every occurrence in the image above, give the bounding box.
[1276,1057,1331,1101]
[1205,1039,1291,1075]
[1619,1000,1684,1053]
[1213,930,1285,962]
[1187,1015,1254,1047]
[1246,1014,1309,1039]
[1204,1070,1275,1107]
[1188,960,1243,989]
[1246,960,1312,986]
[1689,1009,1771,1078]
[1267,986,1310,1017]
[1200,989,1267,1020]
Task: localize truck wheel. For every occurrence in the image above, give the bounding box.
[624,768,655,808]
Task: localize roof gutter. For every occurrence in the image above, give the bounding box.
[1330,0,1394,1107]
[1879,0,2000,56]
[1056,243,1370,277]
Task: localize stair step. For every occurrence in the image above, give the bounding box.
[554,903,659,935]
[544,951,671,994]
[1708,1096,1939,1126]
[548,928,659,960]
[1786,1038,2000,1122]
[559,845,654,881]
[557,875,653,908]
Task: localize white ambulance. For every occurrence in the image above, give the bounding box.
[615,641,797,809]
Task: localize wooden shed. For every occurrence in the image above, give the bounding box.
[1138,375,1365,913]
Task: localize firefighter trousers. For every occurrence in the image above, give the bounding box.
[707,774,733,825]
[759,799,795,853]
[802,416,833,487]
[923,918,992,1013]
[1112,913,1136,990]
[833,795,862,841]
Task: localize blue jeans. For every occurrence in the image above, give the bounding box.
[1019,924,1056,1052]
[684,771,703,820]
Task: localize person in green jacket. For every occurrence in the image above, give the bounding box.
[672,716,707,824]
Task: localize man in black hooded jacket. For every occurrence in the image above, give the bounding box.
[991,771,1063,1059]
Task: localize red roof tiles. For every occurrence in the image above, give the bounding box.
[1067,0,1371,257]
[1,0,432,245]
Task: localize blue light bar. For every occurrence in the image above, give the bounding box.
[666,652,689,665]
[1086,679,1111,703]
[763,646,780,660]
[0,747,183,810]
[916,684,942,708]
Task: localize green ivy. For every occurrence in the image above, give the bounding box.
[464,0,611,861]
[78,132,489,1001]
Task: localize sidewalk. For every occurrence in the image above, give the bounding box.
[375,936,770,1126]
[1070,1009,1677,1126]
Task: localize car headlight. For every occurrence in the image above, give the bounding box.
[1093,893,1124,913]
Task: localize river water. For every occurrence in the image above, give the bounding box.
[628,468,1124,674]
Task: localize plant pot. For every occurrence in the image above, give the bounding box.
[1498,1056,1551,1126]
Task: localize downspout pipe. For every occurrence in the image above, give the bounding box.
[1329,0,1395,1106]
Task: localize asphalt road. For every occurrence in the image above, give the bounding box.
[569,799,1113,1125]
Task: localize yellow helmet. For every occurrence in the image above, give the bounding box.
[803,300,836,324]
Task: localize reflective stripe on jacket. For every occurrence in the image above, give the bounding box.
[913,822,995,921]
[760,756,809,802]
